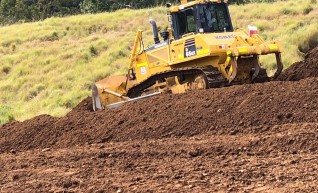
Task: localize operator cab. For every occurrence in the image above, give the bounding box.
[170,2,233,40]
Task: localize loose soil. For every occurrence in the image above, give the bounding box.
[0,46,318,192]
[278,46,318,81]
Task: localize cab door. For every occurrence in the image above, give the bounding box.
[170,7,198,63]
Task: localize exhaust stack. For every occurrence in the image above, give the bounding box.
[149,19,160,44]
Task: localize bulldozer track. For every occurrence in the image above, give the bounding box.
[126,68,227,98]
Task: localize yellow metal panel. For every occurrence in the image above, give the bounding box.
[269,44,278,51]
[229,65,233,74]
[238,48,248,54]
[178,54,185,60]
[170,6,179,12]
[226,56,231,63]
[147,47,169,63]
[137,62,148,67]
[128,30,143,70]
[197,49,209,55]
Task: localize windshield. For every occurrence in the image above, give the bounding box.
[198,3,233,33]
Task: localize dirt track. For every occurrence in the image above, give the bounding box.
[0,46,318,192]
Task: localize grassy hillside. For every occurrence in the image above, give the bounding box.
[0,0,317,124]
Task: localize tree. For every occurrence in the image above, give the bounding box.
[0,0,259,25]
[0,0,15,17]
[80,0,97,13]
[15,0,26,20]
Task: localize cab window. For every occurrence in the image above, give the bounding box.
[198,4,233,33]
[176,8,196,37]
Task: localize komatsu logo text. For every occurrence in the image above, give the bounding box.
[215,34,235,39]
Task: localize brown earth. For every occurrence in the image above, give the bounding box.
[278,46,318,81]
[0,47,318,192]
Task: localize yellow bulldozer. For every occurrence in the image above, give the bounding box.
[92,0,283,110]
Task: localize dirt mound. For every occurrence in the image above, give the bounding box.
[0,77,317,153]
[278,46,318,81]
[67,96,93,116]
[1,46,318,153]
[1,48,318,192]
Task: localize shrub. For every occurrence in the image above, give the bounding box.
[41,32,59,41]
[0,105,15,125]
[303,5,313,15]
[2,65,11,74]
[89,45,98,56]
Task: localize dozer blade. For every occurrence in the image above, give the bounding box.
[92,74,160,110]
[105,92,161,109]
[92,75,128,111]
[92,85,103,111]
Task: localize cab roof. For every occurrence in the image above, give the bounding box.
[169,0,228,13]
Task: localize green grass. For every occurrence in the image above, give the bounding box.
[0,0,317,124]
